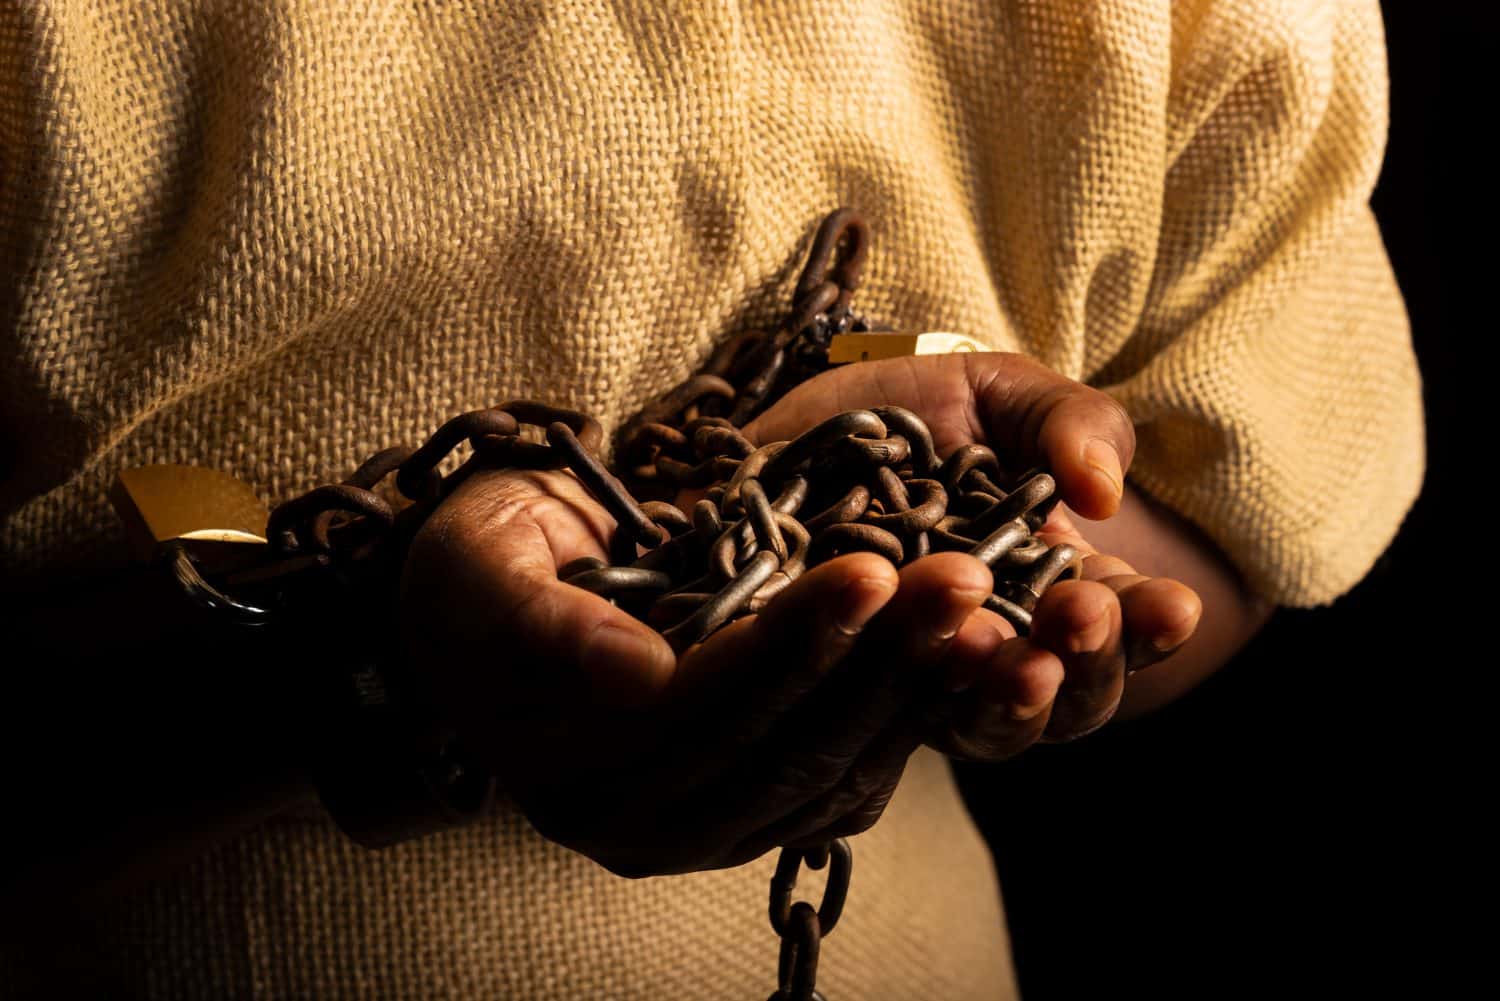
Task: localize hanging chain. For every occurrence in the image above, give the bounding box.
[173,209,1079,999]
[611,206,875,495]
[765,839,853,1001]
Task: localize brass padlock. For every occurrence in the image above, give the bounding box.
[827,330,995,364]
[110,464,270,576]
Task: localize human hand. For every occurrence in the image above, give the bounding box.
[745,352,1203,757]
[400,465,996,875]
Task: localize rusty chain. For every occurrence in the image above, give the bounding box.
[765,839,852,1001]
[178,209,1082,1000]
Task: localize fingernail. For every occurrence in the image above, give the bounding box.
[1083,438,1124,503]
[1008,700,1049,721]
[936,587,993,640]
[836,575,898,636]
[1067,608,1112,654]
[1145,598,1202,657]
[1150,629,1191,654]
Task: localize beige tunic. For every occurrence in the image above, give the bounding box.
[0,0,1420,997]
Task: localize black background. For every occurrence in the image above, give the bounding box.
[956,5,1460,996]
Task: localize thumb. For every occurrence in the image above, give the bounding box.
[972,354,1136,520]
[402,470,677,713]
[744,353,1135,520]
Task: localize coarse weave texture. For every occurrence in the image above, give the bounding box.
[0,0,1423,607]
[0,0,1420,998]
[0,748,1014,1000]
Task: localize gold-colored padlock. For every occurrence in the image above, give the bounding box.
[110,464,270,573]
[827,330,996,365]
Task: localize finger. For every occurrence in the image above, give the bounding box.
[820,551,995,739]
[1078,552,1137,581]
[1094,573,1203,673]
[637,553,901,800]
[680,553,992,844]
[742,606,1012,853]
[935,605,1015,696]
[1027,579,1126,741]
[971,356,1136,520]
[404,470,676,718]
[927,636,1065,761]
[669,551,900,709]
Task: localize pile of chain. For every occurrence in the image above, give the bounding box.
[229,210,1081,1001]
[557,404,1075,649]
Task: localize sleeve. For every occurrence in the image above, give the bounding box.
[1099,0,1424,607]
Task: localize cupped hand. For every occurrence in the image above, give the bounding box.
[744,352,1202,758]
[400,466,992,876]
[916,501,1201,759]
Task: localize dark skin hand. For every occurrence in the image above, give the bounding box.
[745,352,1271,760]
[0,353,1260,920]
[402,352,1223,877]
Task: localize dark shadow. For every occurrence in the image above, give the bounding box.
[956,5,1454,996]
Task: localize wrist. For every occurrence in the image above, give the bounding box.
[1083,487,1275,719]
[206,547,496,849]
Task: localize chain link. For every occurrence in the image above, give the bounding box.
[179,209,1083,998]
[765,838,852,1001]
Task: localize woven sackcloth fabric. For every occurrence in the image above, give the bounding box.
[1,748,1012,1000]
[0,0,1420,998]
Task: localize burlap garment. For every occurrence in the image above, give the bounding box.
[0,0,1421,998]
